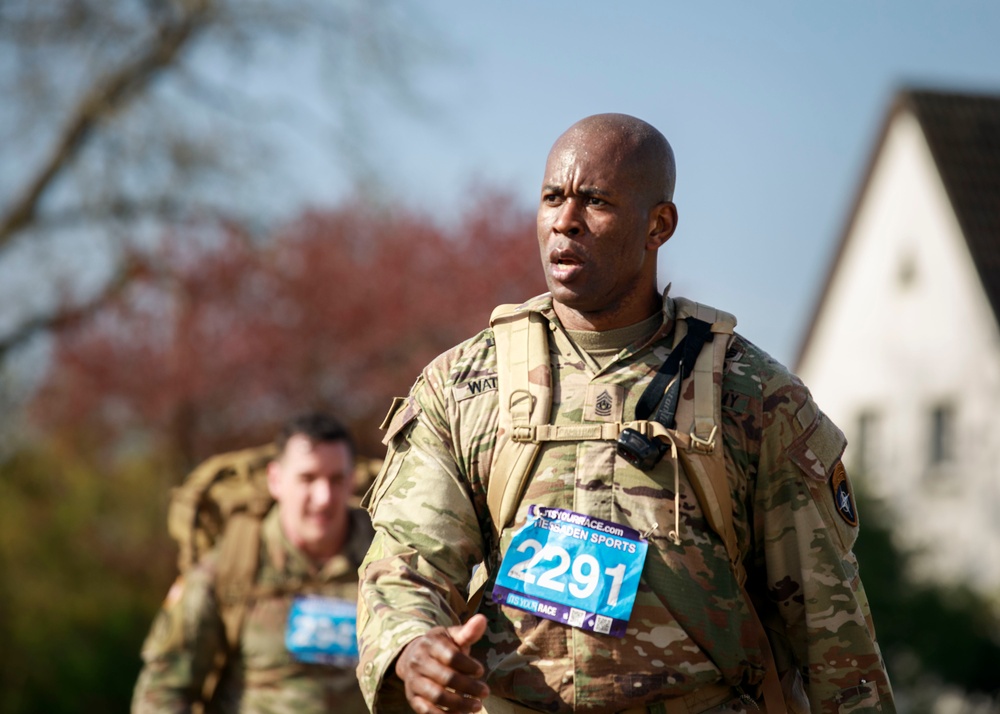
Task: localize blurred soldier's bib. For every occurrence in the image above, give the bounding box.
[165,445,378,706]
[285,595,359,667]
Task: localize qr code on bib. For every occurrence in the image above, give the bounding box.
[594,615,613,634]
[568,609,586,627]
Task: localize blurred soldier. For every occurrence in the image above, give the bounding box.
[357,114,895,713]
[132,411,373,714]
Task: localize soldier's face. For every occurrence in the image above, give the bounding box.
[537,132,669,329]
[268,434,354,562]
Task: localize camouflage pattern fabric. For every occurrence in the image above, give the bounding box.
[133,507,373,714]
[357,291,894,714]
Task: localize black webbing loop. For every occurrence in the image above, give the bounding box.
[635,317,713,429]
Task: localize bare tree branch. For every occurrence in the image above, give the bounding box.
[0,0,212,250]
[22,197,197,232]
[0,0,436,370]
[0,252,149,364]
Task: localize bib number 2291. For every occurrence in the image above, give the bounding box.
[506,539,627,606]
[492,506,647,637]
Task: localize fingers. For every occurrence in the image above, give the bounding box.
[451,613,488,651]
[406,670,484,712]
[396,625,490,714]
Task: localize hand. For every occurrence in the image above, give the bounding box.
[394,614,490,713]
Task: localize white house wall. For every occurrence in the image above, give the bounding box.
[797,110,1000,592]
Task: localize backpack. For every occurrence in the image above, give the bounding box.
[166,443,381,705]
[485,298,787,712]
[167,444,278,651]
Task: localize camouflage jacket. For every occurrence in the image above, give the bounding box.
[358,292,894,714]
[132,507,373,714]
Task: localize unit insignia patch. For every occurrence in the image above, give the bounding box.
[830,461,858,527]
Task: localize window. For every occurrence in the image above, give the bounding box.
[854,410,879,476]
[929,404,955,465]
[897,252,917,289]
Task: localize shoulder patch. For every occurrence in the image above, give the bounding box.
[787,409,848,482]
[830,461,858,527]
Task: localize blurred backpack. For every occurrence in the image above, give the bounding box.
[167,443,382,648]
[168,443,278,651]
[166,442,381,707]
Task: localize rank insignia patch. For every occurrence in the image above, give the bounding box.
[584,383,623,422]
[830,461,858,527]
[594,390,613,417]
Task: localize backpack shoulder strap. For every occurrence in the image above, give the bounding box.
[671,298,741,583]
[177,447,273,707]
[671,299,787,713]
[213,512,266,649]
[672,297,737,447]
[200,503,270,707]
[485,304,552,538]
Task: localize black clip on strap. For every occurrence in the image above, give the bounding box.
[618,318,713,471]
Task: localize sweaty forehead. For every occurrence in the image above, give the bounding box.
[544,118,674,203]
[544,131,634,184]
[557,123,632,158]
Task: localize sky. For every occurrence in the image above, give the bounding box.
[274,1,1000,367]
[5,2,999,375]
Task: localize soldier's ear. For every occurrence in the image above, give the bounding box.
[266,459,283,501]
[647,201,677,249]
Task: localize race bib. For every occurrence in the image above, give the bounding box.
[492,506,648,637]
[285,595,358,666]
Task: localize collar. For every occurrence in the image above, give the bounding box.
[512,287,678,347]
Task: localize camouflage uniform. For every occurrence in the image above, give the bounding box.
[358,292,894,714]
[133,507,373,714]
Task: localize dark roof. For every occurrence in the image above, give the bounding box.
[796,87,1000,369]
[909,89,1000,324]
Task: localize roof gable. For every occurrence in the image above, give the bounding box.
[796,87,1000,369]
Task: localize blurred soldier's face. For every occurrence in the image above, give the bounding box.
[267,434,354,563]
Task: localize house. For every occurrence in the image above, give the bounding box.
[795,87,1000,593]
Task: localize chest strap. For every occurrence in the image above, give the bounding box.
[510,419,674,444]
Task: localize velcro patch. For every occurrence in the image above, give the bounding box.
[380,396,421,445]
[830,461,858,527]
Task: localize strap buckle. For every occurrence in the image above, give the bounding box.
[689,425,718,453]
[511,425,536,443]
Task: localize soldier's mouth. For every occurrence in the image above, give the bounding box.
[550,249,585,282]
[550,247,584,265]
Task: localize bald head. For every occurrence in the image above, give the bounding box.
[552,113,676,203]
[537,113,679,331]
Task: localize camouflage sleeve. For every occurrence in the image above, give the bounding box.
[751,346,895,713]
[356,369,488,713]
[131,562,227,714]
